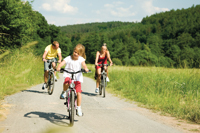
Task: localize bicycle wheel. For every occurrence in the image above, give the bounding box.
[103,75,106,98]
[99,82,102,95]
[69,91,75,126]
[48,72,55,95]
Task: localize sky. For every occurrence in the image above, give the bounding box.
[25,0,200,26]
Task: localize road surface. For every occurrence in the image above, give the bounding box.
[0,73,183,133]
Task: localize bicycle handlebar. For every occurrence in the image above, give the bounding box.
[97,64,109,66]
[47,60,58,63]
[60,68,92,74]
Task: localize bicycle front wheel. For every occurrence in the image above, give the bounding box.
[69,91,75,126]
[99,81,102,95]
[103,75,106,98]
[48,72,55,95]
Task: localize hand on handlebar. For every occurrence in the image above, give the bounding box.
[43,58,47,62]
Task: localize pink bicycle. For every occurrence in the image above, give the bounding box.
[60,68,91,126]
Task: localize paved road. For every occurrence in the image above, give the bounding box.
[0,73,183,133]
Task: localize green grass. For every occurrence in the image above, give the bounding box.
[0,42,44,100]
[85,64,200,123]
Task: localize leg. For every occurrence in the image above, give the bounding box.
[75,81,83,116]
[77,92,81,106]
[104,66,108,77]
[105,66,110,82]
[60,77,70,99]
[96,68,101,88]
[63,83,69,91]
[44,70,48,83]
[52,62,58,81]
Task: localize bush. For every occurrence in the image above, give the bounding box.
[112,58,122,65]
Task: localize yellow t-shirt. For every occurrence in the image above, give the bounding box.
[45,44,61,59]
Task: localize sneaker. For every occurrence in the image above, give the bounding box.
[76,107,83,117]
[106,77,110,82]
[55,76,57,82]
[42,83,46,90]
[95,88,99,93]
[60,91,66,99]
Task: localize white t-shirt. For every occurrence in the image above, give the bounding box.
[63,56,85,83]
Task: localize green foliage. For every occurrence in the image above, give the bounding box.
[112,58,122,66]
[60,5,200,68]
[2,1,200,68]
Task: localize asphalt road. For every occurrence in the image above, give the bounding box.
[0,73,183,133]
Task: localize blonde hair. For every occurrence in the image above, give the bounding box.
[101,43,108,51]
[74,44,86,59]
[52,41,59,46]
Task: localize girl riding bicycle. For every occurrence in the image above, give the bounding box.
[95,43,113,93]
[57,44,89,116]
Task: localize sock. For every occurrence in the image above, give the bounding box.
[77,106,81,110]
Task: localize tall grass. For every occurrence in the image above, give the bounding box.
[0,42,44,100]
[85,64,200,123]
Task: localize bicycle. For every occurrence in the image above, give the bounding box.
[60,68,91,126]
[46,60,57,95]
[98,64,109,98]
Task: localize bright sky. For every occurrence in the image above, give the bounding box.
[26,0,199,26]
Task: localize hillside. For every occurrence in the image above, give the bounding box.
[60,5,200,68]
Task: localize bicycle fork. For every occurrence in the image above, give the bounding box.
[64,89,77,111]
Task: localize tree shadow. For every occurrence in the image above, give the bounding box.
[24,111,77,127]
[21,90,47,94]
[81,91,97,97]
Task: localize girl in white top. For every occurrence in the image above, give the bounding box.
[57,44,89,116]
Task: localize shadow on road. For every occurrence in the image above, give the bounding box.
[21,90,47,94]
[81,91,97,97]
[24,111,77,127]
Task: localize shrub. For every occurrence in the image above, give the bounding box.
[112,58,122,65]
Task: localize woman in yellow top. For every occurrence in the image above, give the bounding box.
[42,41,62,89]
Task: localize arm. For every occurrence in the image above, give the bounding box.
[56,60,66,71]
[82,61,89,72]
[57,53,62,63]
[42,51,48,62]
[95,51,100,66]
[106,51,113,66]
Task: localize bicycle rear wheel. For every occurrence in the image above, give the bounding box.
[69,91,75,126]
[48,72,55,95]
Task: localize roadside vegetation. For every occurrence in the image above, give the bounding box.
[0,42,44,100]
[85,64,200,123]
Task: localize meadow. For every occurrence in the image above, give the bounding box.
[85,64,200,123]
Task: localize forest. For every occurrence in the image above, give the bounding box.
[1,0,200,68]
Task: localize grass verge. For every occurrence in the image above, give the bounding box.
[84,64,200,123]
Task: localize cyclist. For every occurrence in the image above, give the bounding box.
[57,44,89,117]
[42,41,62,89]
[94,43,113,93]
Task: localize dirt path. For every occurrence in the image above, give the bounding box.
[0,73,199,133]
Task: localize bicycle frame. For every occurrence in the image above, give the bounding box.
[66,79,77,112]
[98,64,109,97]
[46,60,57,95]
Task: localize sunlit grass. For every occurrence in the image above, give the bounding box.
[0,42,43,100]
[84,64,200,123]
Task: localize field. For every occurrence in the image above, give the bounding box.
[85,64,200,123]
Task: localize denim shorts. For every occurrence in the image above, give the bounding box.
[44,58,57,71]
